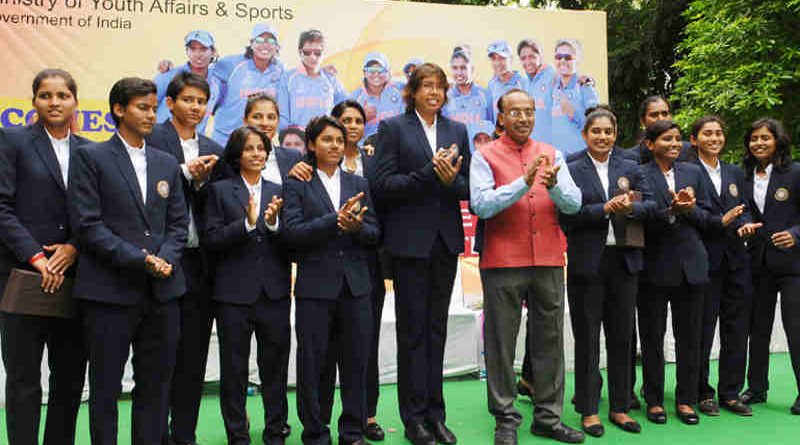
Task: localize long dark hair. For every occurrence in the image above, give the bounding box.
[742,118,793,179]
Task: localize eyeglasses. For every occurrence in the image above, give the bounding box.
[506,109,534,119]
[301,49,323,57]
[554,53,574,61]
[252,36,277,46]
[364,66,387,74]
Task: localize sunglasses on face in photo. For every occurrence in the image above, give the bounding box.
[364,66,387,74]
[554,53,575,61]
[252,36,278,46]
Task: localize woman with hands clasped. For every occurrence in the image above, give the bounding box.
[689,116,755,417]
[203,125,291,445]
[282,116,380,445]
[738,118,800,416]
[637,120,713,426]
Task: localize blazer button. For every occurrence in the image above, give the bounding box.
[338,250,344,257]
[144,230,151,237]
[57,224,65,230]
[256,236,263,243]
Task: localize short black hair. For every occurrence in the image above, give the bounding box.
[224,125,272,173]
[304,115,346,166]
[166,71,210,102]
[279,127,306,146]
[33,68,77,100]
[298,29,324,50]
[644,119,681,143]
[583,105,618,134]
[742,118,793,179]
[638,95,670,123]
[331,99,366,122]
[244,92,279,119]
[496,88,531,114]
[108,77,157,126]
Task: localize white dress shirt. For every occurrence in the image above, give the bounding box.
[44,127,70,187]
[700,157,722,196]
[589,155,616,245]
[119,133,147,203]
[179,134,201,248]
[415,110,438,156]
[242,176,279,233]
[753,164,773,214]
[663,168,675,192]
[261,149,283,185]
[318,167,342,210]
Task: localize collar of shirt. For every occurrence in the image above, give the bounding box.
[449,83,475,98]
[555,74,578,91]
[663,168,675,191]
[700,157,721,175]
[242,175,262,196]
[44,126,70,145]
[414,109,438,154]
[589,152,610,169]
[44,127,71,185]
[119,132,146,151]
[342,151,363,175]
[493,71,521,87]
[754,163,773,181]
[179,131,200,159]
[317,167,342,208]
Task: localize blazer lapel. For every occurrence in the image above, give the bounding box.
[110,135,150,226]
[608,155,625,198]
[164,121,186,163]
[274,147,291,179]
[259,178,271,213]
[648,162,672,207]
[581,154,607,201]
[31,124,66,190]
[310,173,335,212]
[696,159,723,208]
[407,113,434,161]
[232,176,250,208]
[764,168,782,215]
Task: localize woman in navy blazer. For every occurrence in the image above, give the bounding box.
[638,120,713,426]
[738,118,800,415]
[560,108,650,436]
[282,116,380,445]
[689,116,754,416]
[242,92,303,183]
[204,125,290,445]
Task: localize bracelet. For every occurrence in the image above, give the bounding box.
[28,252,46,265]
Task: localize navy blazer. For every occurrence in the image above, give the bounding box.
[68,134,189,304]
[370,111,470,258]
[0,123,89,278]
[640,160,712,286]
[146,120,226,237]
[282,171,380,300]
[742,162,800,275]
[274,146,303,181]
[560,152,652,277]
[204,176,290,303]
[694,159,751,271]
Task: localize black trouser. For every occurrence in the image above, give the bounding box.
[638,280,704,406]
[296,287,371,445]
[320,252,386,425]
[699,258,752,401]
[217,296,290,445]
[82,297,179,445]
[167,249,214,444]
[747,270,800,395]
[0,310,87,445]
[392,237,457,427]
[568,248,637,415]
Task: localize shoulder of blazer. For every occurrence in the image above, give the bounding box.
[200,134,225,155]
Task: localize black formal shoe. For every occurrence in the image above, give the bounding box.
[531,422,585,444]
[427,421,457,444]
[365,422,386,441]
[676,407,700,425]
[581,422,604,438]
[628,393,642,410]
[791,396,800,415]
[720,399,753,416]
[740,389,767,405]
[698,399,720,416]
[645,407,667,424]
[263,437,285,445]
[494,427,518,445]
[405,423,436,445]
[517,380,534,403]
[608,415,641,433]
[280,423,291,438]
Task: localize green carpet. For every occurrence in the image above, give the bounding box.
[2,354,799,444]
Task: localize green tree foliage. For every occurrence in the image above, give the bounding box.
[672,0,800,162]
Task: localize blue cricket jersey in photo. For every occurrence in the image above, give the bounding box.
[154,63,222,137]
[487,71,527,120]
[524,64,556,144]
[443,82,494,127]
[350,81,405,139]
[210,54,284,146]
[277,66,348,130]
[550,74,598,155]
